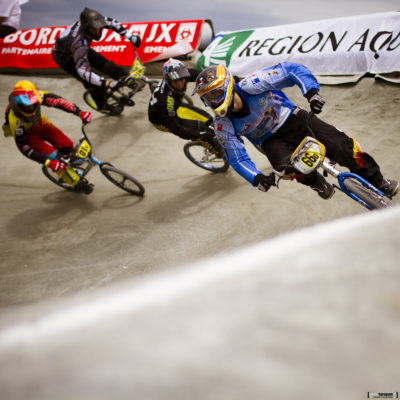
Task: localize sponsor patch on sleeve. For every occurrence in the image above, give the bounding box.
[268,69,280,76]
[250,74,260,84]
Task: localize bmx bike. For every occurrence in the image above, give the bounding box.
[42,123,145,196]
[277,116,393,210]
[83,48,192,115]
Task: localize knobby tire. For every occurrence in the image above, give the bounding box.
[100,162,145,196]
[183,141,229,173]
[83,90,124,116]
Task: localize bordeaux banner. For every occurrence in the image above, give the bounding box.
[196,12,400,77]
[0,19,207,70]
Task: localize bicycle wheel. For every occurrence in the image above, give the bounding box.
[100,163,145,196]
[42,165,78,192]
[183,141,229,173]
[344,179,391,210]
[83,90,99,111]
[83,90,124,115]
[42,165,94,194]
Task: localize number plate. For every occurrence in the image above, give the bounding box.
[291,136,325,174]
[130,59,145,79]
[300,150,321,168]
[76,140,91,159]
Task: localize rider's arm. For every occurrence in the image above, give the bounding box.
[72,40,105,87]
[214,118,263,185]
[239,62,320,97]
[104,17,140,45]
[41,92,83,116]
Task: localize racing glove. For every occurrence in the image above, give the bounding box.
[130,35,141,48]
[79,111,92,125]
[305,88,325,114]
[45,159,67,172]
[254,173,276,192]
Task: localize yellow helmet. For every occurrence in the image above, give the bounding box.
[10,80,43,123]
[192,64,234,118]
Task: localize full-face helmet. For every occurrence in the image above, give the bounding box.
[9,80,43,123]
[80,8,106,40]
[192,64,235,118]
[163,58,190,94]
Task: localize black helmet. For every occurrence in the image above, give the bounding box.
[163,58,190,94]
[80,8,106,40]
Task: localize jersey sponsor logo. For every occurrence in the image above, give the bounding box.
[167,95,175,110]
[216,123,223,131]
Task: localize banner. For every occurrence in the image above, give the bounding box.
[196,12,400,77]
[0,19,208,70]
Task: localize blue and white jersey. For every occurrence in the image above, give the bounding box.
[213,62,320,185]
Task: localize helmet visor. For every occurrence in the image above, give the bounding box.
[201,87,225,109]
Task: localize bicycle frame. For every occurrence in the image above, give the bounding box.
[67,124,102,179]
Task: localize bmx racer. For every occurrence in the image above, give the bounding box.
[148,58,217,152]
[53,8,141,113]
[192,63,399,199]
[3,80,92,188]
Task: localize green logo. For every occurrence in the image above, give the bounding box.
[196,30,254,69]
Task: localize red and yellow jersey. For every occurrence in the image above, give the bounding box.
[4,91,81,137]
[3,91,81,163]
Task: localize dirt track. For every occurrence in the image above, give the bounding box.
[1,73,400,400]
[1,74,399,309]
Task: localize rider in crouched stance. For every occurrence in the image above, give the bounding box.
[192,63,399,199]
[53,8,142,114]
[148,58,219,154]
[3,80,93,190]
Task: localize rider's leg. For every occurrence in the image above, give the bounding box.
[175,104,218,149]
[153,104,211,141]
[307,112,398,195]
[88,49,129,110]
[39,117,74,156]
[26,119,59,156]
[29,119,80,186]
[52,56,105,110]
[176,104,213,126]
[88,49,127,80]
[261,113,334,199]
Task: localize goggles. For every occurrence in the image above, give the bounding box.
[200,87,226,109]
